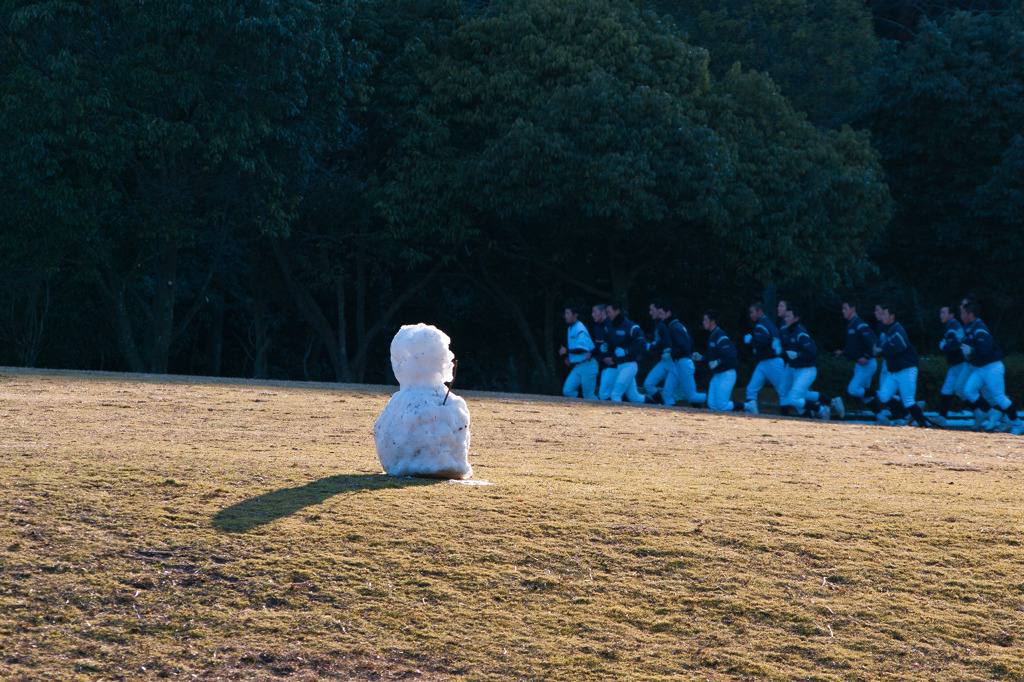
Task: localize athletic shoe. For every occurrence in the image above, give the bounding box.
[972,409,986,431]
[876,411,891,425]
[744,400,759,415]
[830,397,845,420]
[1011,420,1024,436]
[817,405,830,421]
[984,410,1004,433]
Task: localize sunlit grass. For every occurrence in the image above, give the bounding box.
[1,368,1022,680]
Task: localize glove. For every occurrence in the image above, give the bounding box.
[960,343,973,358]
[939,339,947,350]
[614,347,626,358]
[785,350,798,360]
[661,349,672,362]
[708,359,720,369]
[771,338,783,355]
[691,352,703,362]
[743,334,753,344]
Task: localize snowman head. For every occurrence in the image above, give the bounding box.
[390,323,456,389]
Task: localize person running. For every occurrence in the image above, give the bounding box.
[866,303,931,427]
[696,310,740,412]
[605,302,648,403]
[558,304,598,399]
[780,304,840,420]
[741,301,788,414]
[933,303,966,426]
[959,299,1024,434]
[641,299,675,404]
[662,300,706,407]
[776,299,795,416]
[873,302,909,422]
[834,300,881,415]
[954,297,997,430]
[591,303,616,400]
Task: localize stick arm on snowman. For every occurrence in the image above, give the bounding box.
[442,359,458,406]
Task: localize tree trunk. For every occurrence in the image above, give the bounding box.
[271,238,350,382]
[337,280,349,382]
[146,241,178,374]
[540,288,560,394]
[207,301,224,377]
[98,268,147,374]
[249,244,271,379]
[474,259,557,394]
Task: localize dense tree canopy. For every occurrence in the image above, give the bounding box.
[651,0,883,128]
[1,0,365,373]
[862,9,1024,339]
[0,0,1018,392]
[378,0,888,388]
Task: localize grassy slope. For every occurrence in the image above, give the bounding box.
[1,368,1022,681]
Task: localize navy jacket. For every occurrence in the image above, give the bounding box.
[878,321,918,372]
[592,318,614,366]
[778,319,794,352]
[649,319,671,355]
[750,315,781,360]
[940,319,966,366]
[611,315,648,364]
[783,322,818,369]
[842,315,878,361]
[665,317,694,359]
[963,318,1004,367]
[706,326,738,373]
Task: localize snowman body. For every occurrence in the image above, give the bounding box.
[373,324,472,479]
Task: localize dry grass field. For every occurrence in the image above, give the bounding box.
[1,368,1022,681]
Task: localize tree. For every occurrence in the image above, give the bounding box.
[865,0,1011,42]
[268,0,463,383]
[650,0,883,128]
[0,0,364,373]
[704,65,891,292]
[861,10,1024,344]
[384,0,890,390]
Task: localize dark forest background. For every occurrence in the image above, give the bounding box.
[1,0,1022,397]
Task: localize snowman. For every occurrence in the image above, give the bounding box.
[373,323,472,479]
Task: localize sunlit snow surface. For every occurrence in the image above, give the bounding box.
[373,324,473,480]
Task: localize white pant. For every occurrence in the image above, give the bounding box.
[643,359,675,401]
[847,359,877,398]
[781,366,795,399]
[599,366,618,399]
[941,362,967,396]
[963,361,1012,410]
[611,361,644,402]
[786,367,818,411]
[878,366,918,408]
[670,357,706,405]
[955,363,995,404]
[708,369,737,411]
[563,359,598,399]
[746,357,788,406]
